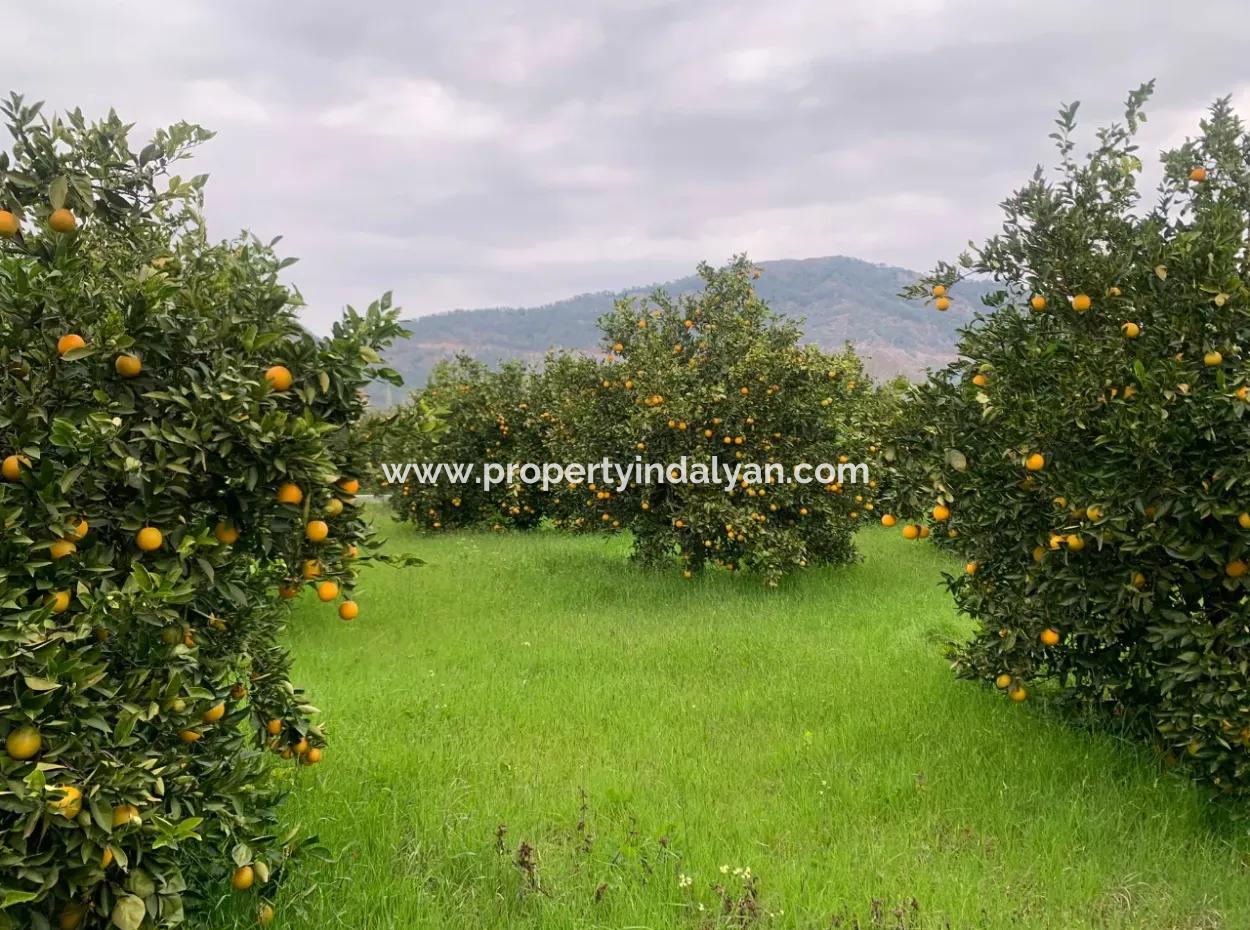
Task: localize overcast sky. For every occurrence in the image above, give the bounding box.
[8,2,1250,332]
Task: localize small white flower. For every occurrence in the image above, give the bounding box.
[720,864,729,874]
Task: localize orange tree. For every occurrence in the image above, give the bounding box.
[879,83,1250,796]
[545,256,878,586]
[0,94,404,928]
[383,356,547,531]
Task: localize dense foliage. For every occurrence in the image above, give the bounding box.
[0,95,403,928]
[383,258,890,585]
[880,84,1250,797]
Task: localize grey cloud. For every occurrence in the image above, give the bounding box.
[6,0,1250,332]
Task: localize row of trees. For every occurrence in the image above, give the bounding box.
[0,96,407,928]
[378,258,902,586]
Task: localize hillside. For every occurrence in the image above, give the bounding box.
[373,256,995,406]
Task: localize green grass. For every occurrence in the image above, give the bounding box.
[220,518,1250,929]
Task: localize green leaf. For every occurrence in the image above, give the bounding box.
[111,894,146,930]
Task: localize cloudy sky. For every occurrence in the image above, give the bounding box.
[9,1,1250,331]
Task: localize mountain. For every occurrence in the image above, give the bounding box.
[372,255,996,407]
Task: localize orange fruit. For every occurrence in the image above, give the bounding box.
[49,539,77,560]
[47,590,71,614]
[1029,295,1046,312]
[338,600,358,621]
[276,483,303,505]
[136,527,163,552]
[1132,572,1147,589]
[1025,453,1045,472]
[932,504,950,522]
[57,333,86,356]
[178,729,202,743]
[1121,322,1139,339]
[5,724,42,760]
[880,514,896,528]
[214,520,240,545]
[324,497,344,517]
[112,803,141,827]
[965,562,977,575]
[304,747,323,764]
[67,518,89,540]
[1008,685,1028,702]
[934,297,951,312]
[305,520,329,543]
[48,208,77,233]
[264,365,293,391]
[202,703,226,724]
[901,524,920,540]
[232,865,255,891]
[932,284,947,298]
[293,737,309,755]
[0,210,19,237]
[1040,628,1060,646]
[1189,166,1207,182]
[971,374,988,387]
[1226,560,1248,578]
[302,559,321,579]
[101,847,115,869]
[278,582,300,599]
[266,718,282,737]
[57,904,85,930]
[994,673,1012,690]
[259,904,275,926]
[316,580,339,602]
[115,354,142,378]
[2,454,30,481]
[919,526,930,539]
[1239,512,1250,530]
[1071,294,1091,312]
[1066,534,1085,551]
[1204,350,1223,367]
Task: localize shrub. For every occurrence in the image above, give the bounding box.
[0,94,403,927]
[880,83,1250,796]
[548,256,879,585]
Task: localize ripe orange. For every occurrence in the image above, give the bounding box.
[0,210,18,237]
[47,590,71,614]
[115,354,142,378]
[1121,322,1140,339]
[48,208,77,233]
[276,483,303,505]
[1066,534,1085,551]
[971,373,987,387]
[305,519,329,543]
[49,539,77,560]
[1204,350,1223,367]
[338,600,358,621]
[112,803,141,827]
[2,454,29,481]
[1226,559,1248,578]
[918,526,930,539]
[1239,513,1250,530]
[932,504,950,522]
[5,724,41,760]
[1132,572,1147,589]
[1039,628,1060,646]
[965,562,977,575]
[264,364,293,391]
[1071,294,1091,312]
[316,580,339,602]
[1008,685,1028,702]
[994,673,1012,690]
[52,785,82,819]
[1189,166,1207,182]
[232,865,255,891]
[1029,295,1046,312]
[202,703,226,724]
[324,497,344,517]
[57,333,86,356]
[67,518,89,540]
[901,524,920,540]
[214,520,240,545]
[934,297,951,312]
[278,582,300,599]
[1025,453,1045,471]
[101,847,115,869]
[266,718,282,736]
[304,747,323,764]
[932,284,947,298]
[57,904,85,930]
[178,729,202,743]
[136,527,164,552]
[880,514,896,528]
[302,559,321,579]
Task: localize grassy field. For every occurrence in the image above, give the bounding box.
[214,517,1250,929]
